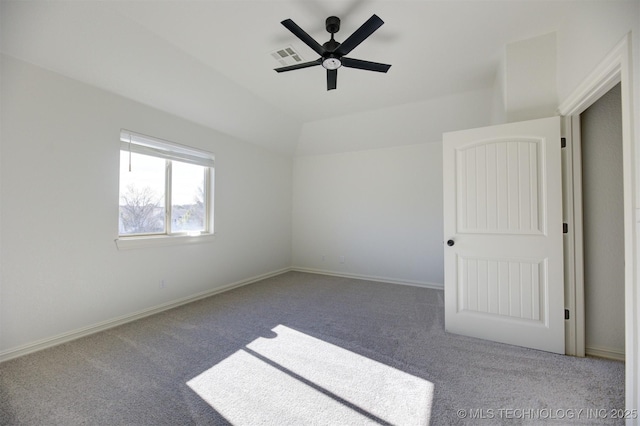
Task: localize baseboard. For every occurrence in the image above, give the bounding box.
[585,345,625,362]
[291,266,444,290]
[0,267,291,363]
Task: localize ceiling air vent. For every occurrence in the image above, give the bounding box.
[271,46,304,67]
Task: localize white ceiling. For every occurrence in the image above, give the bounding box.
[0,1,596,154]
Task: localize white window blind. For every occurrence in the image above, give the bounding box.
[120,129,214,168]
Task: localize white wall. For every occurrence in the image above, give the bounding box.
[489,2,639,128]
[296,89,493,156]
[292,143,443,287]
[0,55,292,355]
[491,53,507,125]
[504,32,557,122]
[555,2,639,107]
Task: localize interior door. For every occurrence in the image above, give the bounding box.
[443,116,564,354]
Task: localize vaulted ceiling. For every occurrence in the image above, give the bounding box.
[0,1,626,155]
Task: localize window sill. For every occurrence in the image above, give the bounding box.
[115,233,216,250]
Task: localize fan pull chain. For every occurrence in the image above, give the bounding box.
[128,134,132,172]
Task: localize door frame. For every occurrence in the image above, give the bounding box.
[560,114,584,358]
[558,32,636,411]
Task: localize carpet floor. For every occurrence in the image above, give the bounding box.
[0,271,625,425]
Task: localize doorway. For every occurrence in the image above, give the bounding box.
[579,83,625,361]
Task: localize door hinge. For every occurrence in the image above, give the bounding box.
[563,223,568,233]
[565,309,570,320]
[561,137,567,148]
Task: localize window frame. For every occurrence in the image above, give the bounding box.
[116,130,215,249]
[166,160,212,236]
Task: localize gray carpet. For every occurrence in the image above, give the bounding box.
[0,271,625,425]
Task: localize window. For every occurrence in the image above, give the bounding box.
[118,130,214,245]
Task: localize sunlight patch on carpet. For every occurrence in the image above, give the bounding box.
[187,325,433,425]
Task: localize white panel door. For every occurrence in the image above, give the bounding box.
[443,116,564,354]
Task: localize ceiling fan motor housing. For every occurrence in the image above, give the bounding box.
[325,16,340,34]
[323,40,341,53]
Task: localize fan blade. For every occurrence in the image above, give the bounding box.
[327,69,337,90]
[341,57,391,73]
[335,14,384,56]
[275,59,322,73]
[281,19,326,56]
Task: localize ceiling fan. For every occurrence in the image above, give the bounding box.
[274,14,391,91]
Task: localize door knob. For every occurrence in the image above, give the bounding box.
[447,239,455,247]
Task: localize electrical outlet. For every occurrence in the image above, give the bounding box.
[339,256,345,264]
[159,279,166,290]
[321,255,326,262]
